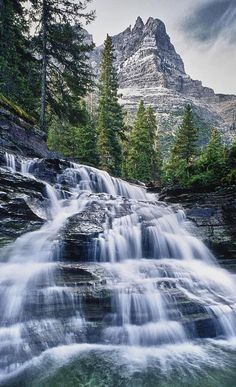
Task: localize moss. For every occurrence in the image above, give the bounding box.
[0,93,36,125]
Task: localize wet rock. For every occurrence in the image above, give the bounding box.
[29,158,71,185]
[0,167,47,246]
[60,202,105,261]
[159,185,236,260]
[0,107,54,158]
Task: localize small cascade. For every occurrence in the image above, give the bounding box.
[59,162,150,200]
[20,158,38,175]
[102,260,187,346]
[96,213,142,262]
[0,152,236,382]
[5,152,16,173]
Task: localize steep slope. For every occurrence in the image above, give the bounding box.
[90,17,236,147]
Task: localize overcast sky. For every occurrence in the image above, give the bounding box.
[87,0,236,95]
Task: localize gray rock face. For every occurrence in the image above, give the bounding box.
[0,107,54,158]
[159,186,236,265]
[90,17,236,147]
[0,157,47,246]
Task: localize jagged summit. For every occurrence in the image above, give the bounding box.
[133,16,165,32]
[90,17,236,145]
[133,16,144,31]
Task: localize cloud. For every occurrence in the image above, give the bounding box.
[182,0,236,45]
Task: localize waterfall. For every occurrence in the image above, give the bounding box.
[5,152,16,173]
[1,152,236,382]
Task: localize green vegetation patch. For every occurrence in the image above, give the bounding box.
[0,93,36,125]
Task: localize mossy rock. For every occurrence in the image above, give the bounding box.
[0,93,36,125]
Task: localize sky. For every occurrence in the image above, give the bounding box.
[87,0,236,95]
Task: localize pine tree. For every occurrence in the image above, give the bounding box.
[172,105,198,165]
[200,128,225,168]
[226,139,236,184]
[47,102,98,166]
[146,106,161,180]
[72,112,98,166]
[97,34,123,176]
[196,128,227,185]
[126,101,160,182]
[29,0,95,131]
[228,140,236,169]
[163,105,199,186]
[0,0,39,112]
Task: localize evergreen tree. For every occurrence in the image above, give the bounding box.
[228,140,236,169]
[72,112,99,166]
[126,101,160,182]
[47,103,98,166]
[0,0,39,112]
[195,128,227,186]
[226,139,236,184]
[200,128,226,168]
[146,106,161,180]
[172,105,198,164]
[163,105,199,186]
[29,0,95,131]
[97,34,123,176]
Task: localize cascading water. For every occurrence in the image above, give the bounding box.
[5,152,16,173]
[1,152,236,386]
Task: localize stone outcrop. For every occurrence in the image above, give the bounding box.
[0,107,54,158]
[0,167,46,246]
[61,202,105,261]
[159,185,236,264]
[90,17,236,147]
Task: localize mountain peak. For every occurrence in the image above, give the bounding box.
[90,17,236,141]
[133,16,144,31]
[145,16,165,29]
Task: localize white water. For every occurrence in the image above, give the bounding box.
[5,152,16,173]
[1,152,236,381]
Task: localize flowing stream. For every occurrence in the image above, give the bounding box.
[1,152,236,386]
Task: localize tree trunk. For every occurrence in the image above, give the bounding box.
[40,0,47,132]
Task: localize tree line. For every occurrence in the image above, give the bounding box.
[163,105,236,188]
[1,1,235,187]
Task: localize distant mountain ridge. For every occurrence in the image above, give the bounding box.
[89,17,236,146]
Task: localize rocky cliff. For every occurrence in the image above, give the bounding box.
[90,17,236,148]
[159,186,236,267]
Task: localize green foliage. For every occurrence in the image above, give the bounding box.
[195,128,227,185]
[0,0,40,113]
[171,105,198,164]
[225,139,236,184]
[47,103,98,166]
[162,105,199,186]
[29,0,95,130]
[146,106,161,180]
[162,116,235,189]
[162,158,190,187]
[125,101,161,182]
[227,140,236,169]
[96,34,123,176]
